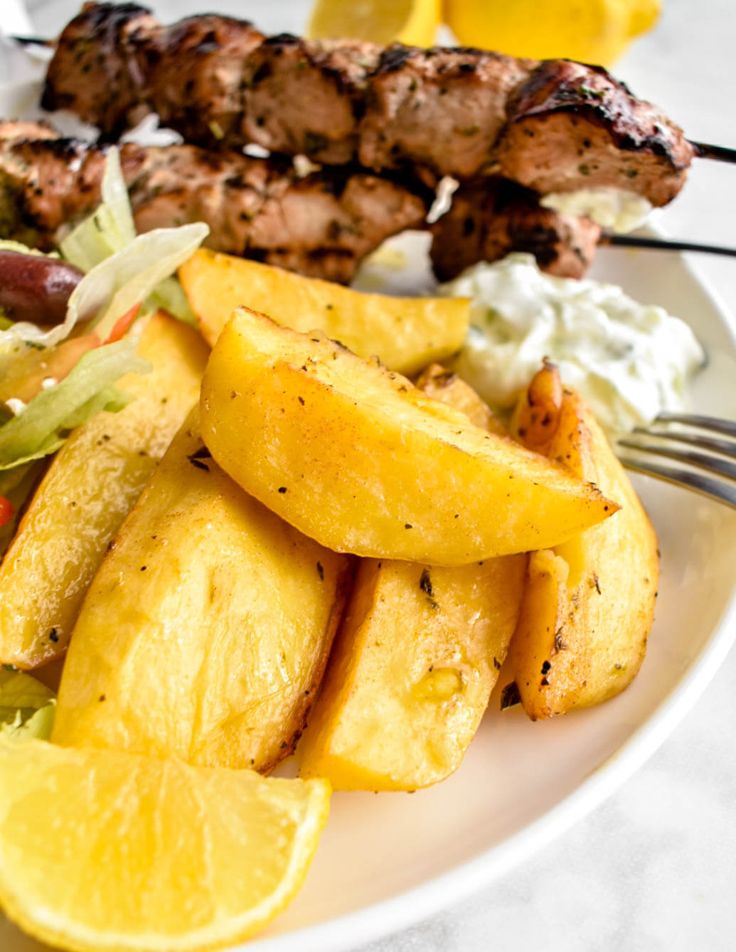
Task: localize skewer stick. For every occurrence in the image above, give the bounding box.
[690,141,736,164]
[604,234,736,259]
[8,36,52,47]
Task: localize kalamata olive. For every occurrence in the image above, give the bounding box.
[0,250,84,325]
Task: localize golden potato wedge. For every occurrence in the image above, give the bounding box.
[300,371,526,791]
[0,313,207,670]
[508,363,659,718]
[200,309,616,564]
[52,409,350,772]
[300,556,526,790]
[179,248,470,375]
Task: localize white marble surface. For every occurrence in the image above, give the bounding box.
[10,0,736,949]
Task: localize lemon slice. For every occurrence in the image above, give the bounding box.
[0,739,330,951]
[444,0,661,66]
[308,0,440,47]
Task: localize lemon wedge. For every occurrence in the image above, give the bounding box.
[308,0,440,47]
[0,739,330,952]
[444,0,661,66]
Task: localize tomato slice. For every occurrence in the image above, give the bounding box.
[104,304,142,344]
[0,496,13,528]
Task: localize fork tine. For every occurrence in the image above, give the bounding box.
[618,439,736,481]
[653,412,736,437]
[618,412,736,508]
[630,427,736,458]
[619,456,736,509]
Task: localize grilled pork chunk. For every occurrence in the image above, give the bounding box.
[496,60,694,207]
[359,45,534,183]
[243,35,380,165]
[430,180,601,281]
[145,15,265,147]
[0,122,429,283]
[41,2,157,137]
[41,3,694,205]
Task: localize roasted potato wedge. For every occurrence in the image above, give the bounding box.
[301,556,526,790]
[300,372,526,791]
[0,313,207,669]
[200,309,616,564]
[52,409,350,772]
[179,248,470,375]
[508,363,659,718]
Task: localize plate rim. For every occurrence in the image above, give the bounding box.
[244,249,736,952]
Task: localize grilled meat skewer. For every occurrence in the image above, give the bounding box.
[0,121,605,282]
[42,3,693,206]
[0,122,429,285]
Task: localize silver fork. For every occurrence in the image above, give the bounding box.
[617,412,736,509]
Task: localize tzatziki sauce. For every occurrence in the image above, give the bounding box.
[540,187,653,233]
[442,253,704,436]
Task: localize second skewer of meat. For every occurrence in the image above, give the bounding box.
[0,121,602,283]
[42,3,693,207]
[0,122,429,285]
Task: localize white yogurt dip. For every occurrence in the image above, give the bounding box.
[443,253,704,436]
[541,187,653,233]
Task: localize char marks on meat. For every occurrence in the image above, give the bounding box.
[41,2,158,137]
[40,3,694,206]
[243,35,380,164]
[0,120,607,282]
[430,179,601,281]
[0,122,429,284]
[0,121,107,247]
[147,15,265,147]
[496,60,695,206]
[360,45,534,184]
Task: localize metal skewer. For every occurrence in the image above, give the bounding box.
[7,36,51,47]
[604,234,736,258]
[691,141,736,164]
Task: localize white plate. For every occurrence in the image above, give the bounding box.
[2,237,735,952]
[247,241,736,951]
[0,16,735,947]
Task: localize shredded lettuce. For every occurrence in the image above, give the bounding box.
[0,223,207,353]
[0,704,56,741]
[61,147,199,326]
[0,668,53,714]
[151,275,198,326]
[0,669,55,742]
[84,226,206,341]
[0,149,207,471]
[0,148,207,351]
[0,239,52,258]
[61,148,137,272]
[0,338,149,469]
